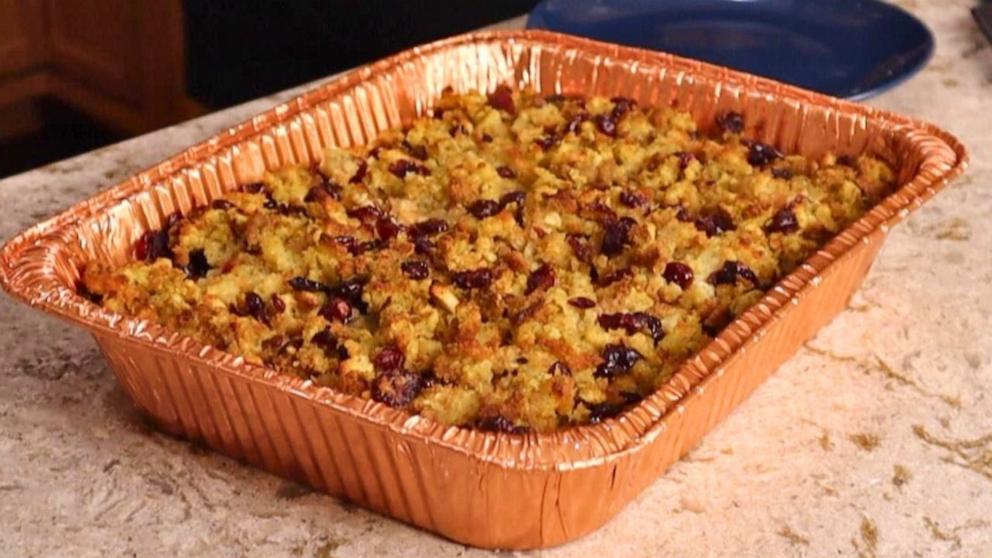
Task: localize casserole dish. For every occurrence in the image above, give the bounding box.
[0,30,967,549]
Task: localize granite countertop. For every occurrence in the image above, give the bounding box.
[1,4,990,557]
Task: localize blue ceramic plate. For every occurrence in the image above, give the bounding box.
[526,0,934,99]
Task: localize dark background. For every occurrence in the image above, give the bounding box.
[185,1,538,107]
[0,0,537,178]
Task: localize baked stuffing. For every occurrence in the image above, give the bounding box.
[81,87,895,432]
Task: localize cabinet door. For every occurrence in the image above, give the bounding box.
[48,0,142,104]
[0,0,46,77]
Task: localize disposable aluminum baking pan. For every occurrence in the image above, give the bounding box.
[0,31,968,549]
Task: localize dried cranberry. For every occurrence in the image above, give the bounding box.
[587,401,624,423]
[708,261,761,288]
[163,212,180,234]
[602,217,637,256]
[288,276,329,292]
[211,199,235,210]
[413,237,435,255]
[449,124,466,136]
[499,191,525,207]
[594,343,642,378]
[320,297,353,323]
[675,205,692,222]
[566,233,593,263]
[134,232,151,261]
[597,313,630,333]
[564,114,587,135]
[373,344,406,373]
[330,279,367,313]
[545,94,567,104]
[716,111,745,134]
[401,259,430,280]
[76,281,102,304]
[243,182,265,194]
[371,369,424,408]
[347,205,384,224]
[136,227,172,262]
[349,159,368,183]
[277,204,309,217]
[304,182,341,203]
[304,186,326,203]
[610,96,636,118]
[403,141,428,161]
[408,218,449,238]
[481,133,493,143]
[663,262,694,289]
[260,334,285,356]
[587,392,643,423]
[620,391,644,406]
[452,268,493,290]
[500,191,526,226]
[332,235,357,252]
[525,263,556,295]
[837,154,856,166]
[353,239,385,255]
[701,306,732,337]
[467,199,501,219]
[619,190,647,208]
[185,249,210,279]
[488,85,515,114]
[568,297,596,309]
[547,361,571,376]
[746,141,783,167]
[376,217,403,241]
[598,312,664,343]
[510,301,542,325]
[638,313,665,343]
[771,167,793,179]
[583,202,618,224]
[594,113,617,137]
[244,292,267,322]
[388,159,430,178]
[677,151,696,170]
[535,133,560,150]
[270,294,286,313]
[694,207,736,237]
[310,328,338,354]
[477,415,528,434]
[765,206,799,234]
[595,268,633,287]
[497,166,516,179]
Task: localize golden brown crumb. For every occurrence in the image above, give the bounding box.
[82,88,895,432]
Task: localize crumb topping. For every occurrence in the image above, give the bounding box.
[82,87,895,432]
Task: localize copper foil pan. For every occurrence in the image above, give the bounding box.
[0,31,968,549]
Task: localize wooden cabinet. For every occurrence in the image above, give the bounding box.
[0,0,203,137]
[0,0,46,76]
[0,0,48,108]
[48,0,142,104]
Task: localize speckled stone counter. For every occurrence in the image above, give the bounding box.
[1,4,990,557]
